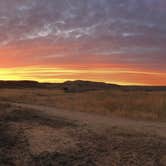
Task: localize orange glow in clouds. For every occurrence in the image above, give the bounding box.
[0,43,166,85]
[0,66,166,85]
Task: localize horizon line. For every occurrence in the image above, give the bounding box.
[0,79,166,87]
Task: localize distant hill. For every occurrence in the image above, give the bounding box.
[0,80,119,91]
[0,80,61,89]
[61,80,120,92]
[0,81,42,88]
[0,80,166,92]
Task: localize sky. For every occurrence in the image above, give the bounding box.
[0,0,166,85]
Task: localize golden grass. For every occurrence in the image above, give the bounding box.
[0,88,166,121]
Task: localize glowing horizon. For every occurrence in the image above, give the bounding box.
[0,66,166,86]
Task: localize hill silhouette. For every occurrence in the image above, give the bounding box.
[0,80,166,92]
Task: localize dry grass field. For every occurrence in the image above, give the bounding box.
[0,101,166,166]
[0,88,166,121]
[0,88,166,165]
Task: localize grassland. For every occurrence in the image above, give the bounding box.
[0,102,166,165]
[0,87,166,165]
[0,88,166,121]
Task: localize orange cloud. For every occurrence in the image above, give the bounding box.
[0,66,166,85]
[0,41,165,85]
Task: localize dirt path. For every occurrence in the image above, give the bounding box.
[8,102,166,138]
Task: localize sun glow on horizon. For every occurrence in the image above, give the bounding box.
[0,66,166,86]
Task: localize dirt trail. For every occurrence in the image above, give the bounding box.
[8,102,166,138]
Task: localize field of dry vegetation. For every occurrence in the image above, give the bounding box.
[0,102,166,165]
[0,88,166,165]
[0,88,166,121]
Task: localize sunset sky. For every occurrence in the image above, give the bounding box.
[0,0,166,85]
